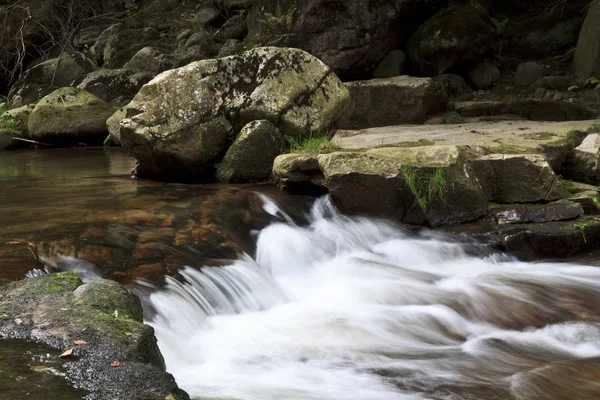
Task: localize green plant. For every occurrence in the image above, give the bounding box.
[583,77,600,89]
[287,136,340,154]
[260,5,296,33]
[561,179,577,195]
[573,218,600,243]
[491,18,510,34]
[587,124,600,134]
[401,166,448,210]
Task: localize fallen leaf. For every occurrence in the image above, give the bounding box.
[0,354,5,361]
[13,318,23,325]
[74,340,87,345]
[111,361,123,367]
[60,348,74,358]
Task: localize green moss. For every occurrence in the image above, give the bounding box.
[486,144,531,154]
[93,312,140,337]
[561,179,577,196]
[401,166,448,210]
[573,218,600,243]
[587,124,600,134]
[389,139,436,148]
[288,136,340,154]
[41,272,83,294]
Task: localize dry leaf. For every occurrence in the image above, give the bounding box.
[13,318,23,325]
[60,348,74,358]
[74,340,87,345]
[111,361,123,367]
[0,354,5,361]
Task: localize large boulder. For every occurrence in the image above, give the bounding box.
[407,5,493,76]
[217,120,284,182]
[245,0,448,80]
[75,69,155,105]
[28,87,116,146]
[338,76,448,129]
[108,47,349,181]
[124,47,177,75]
[7,55,85,108]
[573,0,600,80]
[90,23,122,66]
[472,154,565,203]
[274,145,487,226]
[0,272,188,400]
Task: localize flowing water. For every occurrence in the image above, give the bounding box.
[147,199,600,400]
[4,150,600,399]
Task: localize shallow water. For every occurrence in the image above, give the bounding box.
[147,199,600,400]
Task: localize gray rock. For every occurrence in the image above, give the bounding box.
[433,74,474,101]
[75,69,154,105]
[0,272,188,400]
[193,7,221,28]
[108,47,350,181]
[185,30,213,49]
[491,199,583,224]
[218,39,243,57]
[408,5,493,76]
[103,27,160,69]
[532,75,578,91]
[218,120,284,182]
[468,60,500,89]
[90,23,122,65]
[455,99,596,121]
[574,1,600,80]
[176,29,193,43]
[569,190,600,215]
[472,153,565,203]
[213,15,248,43]
[515,62,546,87]
[568,134,600,184]
[124,47,177,74]
[339,76,448,129]
[372,50,406,79]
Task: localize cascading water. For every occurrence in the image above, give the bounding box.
[147,197,600,400]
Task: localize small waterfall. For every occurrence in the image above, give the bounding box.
[147,197,600,400]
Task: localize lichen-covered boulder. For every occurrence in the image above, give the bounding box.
[75,69,154,105]
[245,0,448,80]
[407,5,493,76]
[28,87,116,146]
[338,76,448,129]
[0,272,188,400]
[472,154,565,203]
[7,55,85,108]
[109,47,350,181]
[574,1,600,80]
[217,120,284,183]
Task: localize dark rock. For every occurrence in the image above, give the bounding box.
[455,99,596,121]
[103,28,161,69]
[532,76,578,91]
[90,23,122,66]
[491,200,583,225]
[515,62,546,87]
[124,47,177,74]
[213,15,248,43]
[75,69,154,105]
[569,190,600,215]
[193,7,221,29]
[372,50,406,79]
[0,272,188,400]
[468,60,500,89]
[339,76,448,129]
[574,0,600,80]
[433,74,474,101]
[245,0,448,80]
[407,5,493,76]
[217,120,284,182]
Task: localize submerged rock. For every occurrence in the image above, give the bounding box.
[28,87,116,146]
[338,76,448,129]
[0,272,188,400]
[109,47,349,181]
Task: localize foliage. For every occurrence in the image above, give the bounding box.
[260,5,296,34]
[401,166,448,210]
[587,124,600,134]
[287,136,340,154]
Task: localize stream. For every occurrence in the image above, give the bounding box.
[2,149,600,399]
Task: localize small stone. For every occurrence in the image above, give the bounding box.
[468,60,500,89]
[534,87,546,98]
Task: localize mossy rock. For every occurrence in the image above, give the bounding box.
[28,87,117,146]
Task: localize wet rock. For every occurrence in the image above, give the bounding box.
[272,153,326,192]
[28,87,116,146]
[108,47,349,181]
[0,272,188,400]
[496,218,600,260]
[7,55,85,108]
[103,28,161,69]
[245,0,448,80]
[455,99,596,121]
[468,60,500,89]
[75,69,154,105]
[339,76,448,129]
[217,120,284,183]
[433,74,474,101]
[568,134,600,184]
[124,47,177,74]
[491,200,583,225]
[407,5,493,76]
[472,154,565,203]
[515,62,546,87]
[573,0,600,80]
[372,50,406,79]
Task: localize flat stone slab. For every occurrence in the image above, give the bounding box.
[334,119,600,151]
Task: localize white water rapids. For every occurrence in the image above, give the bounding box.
[146,197,600,400]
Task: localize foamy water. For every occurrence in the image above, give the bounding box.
[146,197,600,400]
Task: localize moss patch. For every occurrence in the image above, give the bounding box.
[288,136,340,154]
[41,271,83,294]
